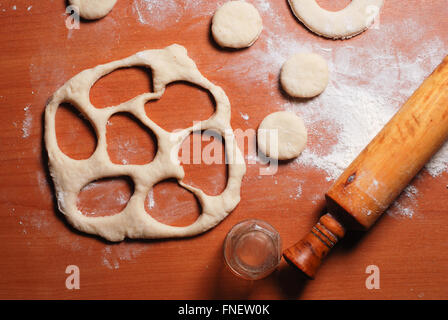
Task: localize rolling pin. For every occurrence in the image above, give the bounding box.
[283,55,448,279]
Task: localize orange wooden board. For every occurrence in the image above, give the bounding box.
[0,0,447,299]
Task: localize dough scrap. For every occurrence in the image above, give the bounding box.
[212,1,263,49]
[258,111,307,160]
[69,0,117,20]
[281,53,329,98]
[288,0,384,39]
[45,44,246,242]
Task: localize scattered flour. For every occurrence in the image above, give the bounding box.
[425,145,448,177]
[80,181,99,191]
[36,171,48,196]
[79,186,130,216]
[22,105,32,138]
[253,0,285,28]
[107,135,140,165]
[22,210,51,231]
[388,184,421,219]
[146,189,155,210]
[295,184,302,199]
[405,185,419,197]
[102,243,148,270]
[102,247,119,269]
[132,0,216,29]
[116,190,129,206]
[133,0,182,28]
[240,112,250,121]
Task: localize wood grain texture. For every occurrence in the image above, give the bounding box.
[0,0,447,299]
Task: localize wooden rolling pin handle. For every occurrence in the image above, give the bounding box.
[283,213,346,279]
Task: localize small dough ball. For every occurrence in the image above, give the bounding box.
[212,1,263,49]
[69,0,117,20]
[257,111,307,160]
[280,53,329,98]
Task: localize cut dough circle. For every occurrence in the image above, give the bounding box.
[69,0,117,20]
[212,1,263,49]
[288,0,384,39]
[257,111,307,160]
[280,53,329,98]
[45,44,246,241]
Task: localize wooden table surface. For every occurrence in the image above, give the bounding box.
[0,0,447,300]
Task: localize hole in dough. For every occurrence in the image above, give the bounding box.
[77,176,134,217]
[145,81,215,132]
[145,179,201,227]
[106,112,157,165]
[179,130,228,196]
[316,0,352,11]
[56,102,97,160]
[90,67,153,109]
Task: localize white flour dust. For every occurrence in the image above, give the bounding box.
[133,0,182,28]
[132,0,216,29]
[253,0,285,28]
[294,184,303,199]
[79,187,130,216]
[146,187,197,224]
[102,243,147,270]
[388,184,421,219]
[22,105,32,138]
[240,112,250,121]
[36,171,48,196]
[146,189,155,210]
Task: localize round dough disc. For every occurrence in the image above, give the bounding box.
[257,111,308,160]
[69,0,117,20]
[212,1,263,49]
[280,53,329,98]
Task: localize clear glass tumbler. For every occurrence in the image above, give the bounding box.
[223,219,282,280]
